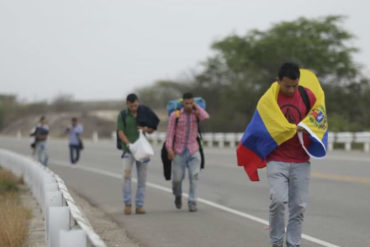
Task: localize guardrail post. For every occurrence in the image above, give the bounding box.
[112,131,116,142]
[203,133,214,147]
[225,133,237,147]
[48,206,70,247]
[336,132,353,151]
[92,132,99,143]
[328,132,335,151]
[59,229,87,247]
[158,132,166,145]
[354,132,370,152]
[214,133,224,148]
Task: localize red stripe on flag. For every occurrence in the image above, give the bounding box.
[236,143,266,181]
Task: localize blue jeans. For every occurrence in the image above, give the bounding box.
[172,148,201,203]
[267,161,311,247]
[36,141,48,166]
[122,153,149,208]
[69,144,80,164]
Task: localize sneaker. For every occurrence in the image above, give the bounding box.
[124,204,131,215]
[188,201,197,212]
[175,196,182,209]
[135,207,146,214]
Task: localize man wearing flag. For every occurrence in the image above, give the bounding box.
[237,62,328,247]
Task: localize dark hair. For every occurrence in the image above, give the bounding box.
[40,116,45,121]
[126,93,139,103]
[71,117,77,122]
[278,62,300,80]
[182,92,193,99]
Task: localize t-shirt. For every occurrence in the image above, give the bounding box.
[67,124,83,145]
[267,87,316,163]
[116,110,139,153]
[36,124,49,142]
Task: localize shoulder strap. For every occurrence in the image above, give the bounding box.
[121,110,127,128]
[175,110,180,125]
[298,85,310,116]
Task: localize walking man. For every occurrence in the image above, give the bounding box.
[266,63,317,247]
[117,93,159,215]
[165,92,209,212]
[35,116,49,166]
[65,117,83,164]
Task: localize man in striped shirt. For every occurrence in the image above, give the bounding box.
[165,92,209,212]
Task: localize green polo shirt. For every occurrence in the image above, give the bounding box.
[116,109,139,153]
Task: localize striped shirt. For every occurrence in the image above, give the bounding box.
[166,105,209,155]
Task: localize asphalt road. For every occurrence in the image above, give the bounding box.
[1,136,369,247]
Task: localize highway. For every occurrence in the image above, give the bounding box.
[1,136,369,247]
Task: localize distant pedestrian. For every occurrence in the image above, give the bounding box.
[34,116,49,166]
[65,117,84,165]
[116,93,160,215]
[165,92,209,212]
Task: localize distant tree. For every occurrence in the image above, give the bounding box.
[136,15,370,132]
[194,15,369,131]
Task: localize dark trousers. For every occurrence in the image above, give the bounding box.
[69,144,80,164]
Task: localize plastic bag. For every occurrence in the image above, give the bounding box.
[129,130,154,162]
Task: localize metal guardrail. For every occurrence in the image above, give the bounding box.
[17,129,370,152]
[0,149,106,247]
[143,131,370,152]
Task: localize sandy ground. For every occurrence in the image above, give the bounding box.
[20,186,46,247]
[20,185,140,247]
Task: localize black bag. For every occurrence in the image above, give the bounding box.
[161,142,172,180]
[116,110,127,150]
[78,138,84,150]
[116,105,160,150]
[197,135,205,169]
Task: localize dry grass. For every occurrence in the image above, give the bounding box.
[0,168,30,247]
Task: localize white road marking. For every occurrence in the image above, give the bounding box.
[53,160,340,247]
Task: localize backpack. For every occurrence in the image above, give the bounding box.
[298,85,311,116]
[116,110,127,150]
[166,97,206,116]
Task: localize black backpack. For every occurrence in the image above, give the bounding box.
[298,85,311,116]
[116,110,127,150]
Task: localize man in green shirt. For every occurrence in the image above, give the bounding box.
[117,93,158,215]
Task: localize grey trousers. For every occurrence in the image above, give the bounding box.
[267,161,310,247]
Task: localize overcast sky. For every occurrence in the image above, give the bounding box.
[1,0,369,102]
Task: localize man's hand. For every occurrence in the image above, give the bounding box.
[297,126,308,134]
[138,126,148,133]
[168,150,175,161]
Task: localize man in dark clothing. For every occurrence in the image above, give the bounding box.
[117,93,159,215]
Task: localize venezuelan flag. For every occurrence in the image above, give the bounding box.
[237,69,328,181]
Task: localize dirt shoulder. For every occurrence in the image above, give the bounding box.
[69,190,141,247]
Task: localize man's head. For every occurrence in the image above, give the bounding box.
[182,92,194,113]
[71,117,77,126]
[277,62,300,97]
[39,116,46,125]
[126,93,139,114]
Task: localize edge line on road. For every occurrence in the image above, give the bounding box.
[52,160,340,247]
